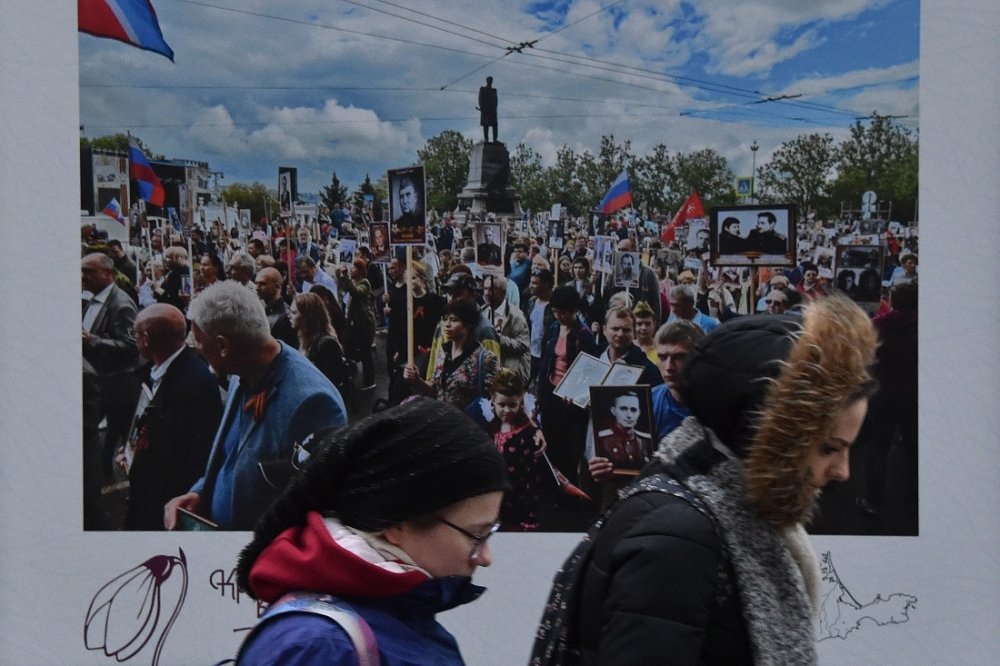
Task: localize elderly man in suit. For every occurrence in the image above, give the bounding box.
[82,252,142,476]
[117,304,223,530]
[163,282,348,530]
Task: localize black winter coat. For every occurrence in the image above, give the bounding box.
[575,458,752,665]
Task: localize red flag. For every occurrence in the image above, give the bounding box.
[885,227,901,256]
[661,191,705,244]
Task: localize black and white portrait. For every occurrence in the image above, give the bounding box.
[590,385,654,476]
[710,204,796,267]
[388,166,426,245]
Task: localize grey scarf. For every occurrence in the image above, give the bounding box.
[654,417,819,666]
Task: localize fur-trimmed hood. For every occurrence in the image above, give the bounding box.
[678,296,876,527]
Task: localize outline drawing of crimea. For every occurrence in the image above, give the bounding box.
[818,551,917,640]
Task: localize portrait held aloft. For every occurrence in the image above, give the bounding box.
[710,204,797,267]
[388,166,426,246]
[475,223,503,267]
[590,385,655,475]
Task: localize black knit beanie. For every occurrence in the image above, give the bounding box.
[237,398,510,591]
[676,314,801,458]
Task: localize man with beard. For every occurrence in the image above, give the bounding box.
[534,296,878,664]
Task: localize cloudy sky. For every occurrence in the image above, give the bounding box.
[79,0,919,196]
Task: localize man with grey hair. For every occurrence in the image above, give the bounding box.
[82,252,142,476]
[295,255,337,295]
[666,284,719,333]
[226,251,256,289]
[163,282,347,530]
[483,274,530,382]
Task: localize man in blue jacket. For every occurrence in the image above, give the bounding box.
[164,282,347,530]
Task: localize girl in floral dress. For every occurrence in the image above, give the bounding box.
[487,369,545,531]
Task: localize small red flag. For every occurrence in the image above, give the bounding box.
[661,191,705,244]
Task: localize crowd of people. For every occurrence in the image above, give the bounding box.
[80,201,918,662]
[81,204,918,533]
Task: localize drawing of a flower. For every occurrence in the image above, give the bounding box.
[84,548,188,665]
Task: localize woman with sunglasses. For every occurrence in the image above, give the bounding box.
[234,398,509,665]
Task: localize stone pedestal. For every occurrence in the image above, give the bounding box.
[456,142,521,217]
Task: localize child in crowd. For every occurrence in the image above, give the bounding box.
[487,369,545,531]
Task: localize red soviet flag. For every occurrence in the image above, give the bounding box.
[661,191,706,244]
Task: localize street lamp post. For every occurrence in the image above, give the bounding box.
[750,140,759,204]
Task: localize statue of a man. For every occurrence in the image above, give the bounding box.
[478,76,498,143]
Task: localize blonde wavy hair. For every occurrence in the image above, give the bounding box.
[746,295,878,527]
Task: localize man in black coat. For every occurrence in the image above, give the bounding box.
[119,304,223,529]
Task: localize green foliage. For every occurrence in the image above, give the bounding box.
[670,148,735,210]
[509,143,549,213]
[417,130,474,213]
[320,172,349,211]
[632,144,674,215]
[221,182,277,224]
[831,113,919,219]
[351,174,386,220]
[756,133,837,217]
[80,133,163,159]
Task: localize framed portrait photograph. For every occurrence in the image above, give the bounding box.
[709,204,797,267]
[604,361,645,386]
[813,246,836,279]
[834,244,883,307]
[685,218,711,255]
[387,165,426,246]
[593,235,615,274]
[614,251,640,288]
[548,218,565,249]
[553,353,611,408]
[475,222,503,267]
[368,222,391,263]
[277,168,295,219]
[590,385,655,476]
[337,237,358,266]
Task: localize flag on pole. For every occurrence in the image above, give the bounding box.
[102,197,126,225]
[129,139,165,207]
[78,0,175,61]
[661,191,706,244]
[598,169,633,214]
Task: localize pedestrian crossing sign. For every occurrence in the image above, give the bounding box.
[736,177,753,196]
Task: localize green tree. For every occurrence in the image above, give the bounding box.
[831,113,919,220]
[80,133,163,159]
[351,174,385,220]
[509,143,549,213]
[632,144,675,215]
[417,130,473,213]
[221,182,277,224]
[756,133,837,217]
[669,148,735,210]
[544,145,585,215]
[320,171,349,211]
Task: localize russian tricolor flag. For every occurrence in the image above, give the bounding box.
[79,0,175,62]
[599,169,633,214]
[102,197,126,225]
[129,139,165,207]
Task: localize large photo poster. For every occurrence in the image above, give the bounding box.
[5,1,1000,664]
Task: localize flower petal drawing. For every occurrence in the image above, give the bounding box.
[84,549,188,666]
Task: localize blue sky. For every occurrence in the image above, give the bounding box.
[79,0,919,195]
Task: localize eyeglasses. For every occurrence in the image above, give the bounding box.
[433,515,501,561]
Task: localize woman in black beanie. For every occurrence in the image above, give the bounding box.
[235,398,509,665]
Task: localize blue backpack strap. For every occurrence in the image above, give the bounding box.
[236,592,380,666]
